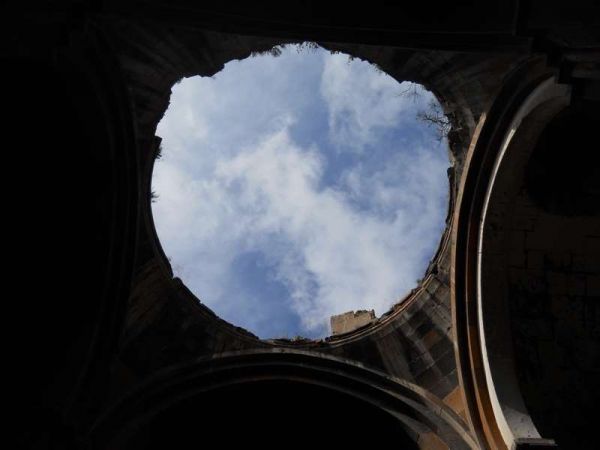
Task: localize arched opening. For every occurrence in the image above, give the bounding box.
[505,103,599,449]
[477,77,572,448]
[124,381,420,449]
[91,350,475,449]
[6,52,138,447]
[455,70,600,449]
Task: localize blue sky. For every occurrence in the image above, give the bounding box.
[152,45,449,339]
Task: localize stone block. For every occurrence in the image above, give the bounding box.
[330,310,376,335]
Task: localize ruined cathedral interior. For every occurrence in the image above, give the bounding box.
[6,1,599,449]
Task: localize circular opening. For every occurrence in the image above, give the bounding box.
[151,43,450,339]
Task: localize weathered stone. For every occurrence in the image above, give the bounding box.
[330,310,376,335]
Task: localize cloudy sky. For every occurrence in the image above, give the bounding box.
[152,45,449,339]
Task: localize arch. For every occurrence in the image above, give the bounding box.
[476,77,571,447]
[452,56,599,449]
[5,29,140,444]
[451,62,563,449]
[91,350,477,449]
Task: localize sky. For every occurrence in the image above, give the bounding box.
[152,44,450,339]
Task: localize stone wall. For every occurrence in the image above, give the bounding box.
[331,310,376,335]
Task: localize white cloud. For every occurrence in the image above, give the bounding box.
[154,124,447,335]
[214,129,404,330]
[320,54,433,151]
[152,46,449,337]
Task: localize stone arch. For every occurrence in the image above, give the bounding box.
[91,350,476,449]
[4,31,140,444]
[452,57,599,449]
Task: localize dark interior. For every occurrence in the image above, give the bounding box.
[123,381,419,449]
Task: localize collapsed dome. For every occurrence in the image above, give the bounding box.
[151,44,451,339]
